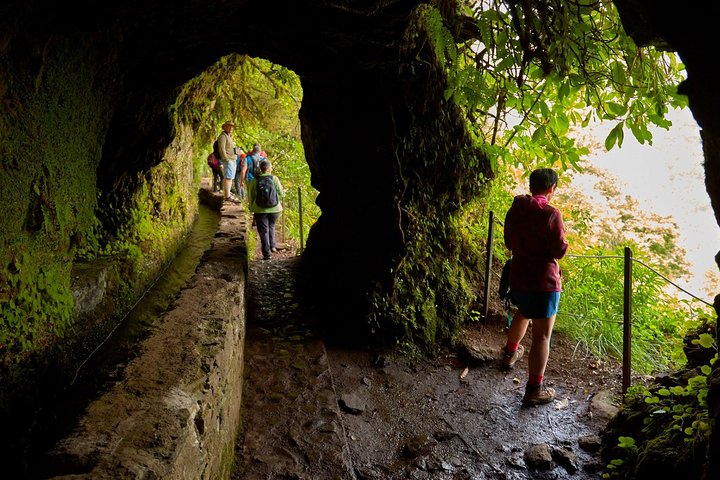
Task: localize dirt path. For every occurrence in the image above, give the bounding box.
[233,240,621,479]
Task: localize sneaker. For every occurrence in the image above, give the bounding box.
[271,247,278,253]
[522,383,556,406]
[224,195,241,204]
[501,345,524,369]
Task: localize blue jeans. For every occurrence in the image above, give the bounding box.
[233,175,245,199]
[254,212,279,259]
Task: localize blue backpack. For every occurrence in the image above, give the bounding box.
[247,154,262,176]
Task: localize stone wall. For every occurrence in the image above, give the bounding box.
[43,200,248,479]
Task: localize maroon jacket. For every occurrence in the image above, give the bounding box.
[504,194,568,293]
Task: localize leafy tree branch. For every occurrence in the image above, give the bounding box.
[442,0,687,172]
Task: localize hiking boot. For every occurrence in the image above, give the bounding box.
[501,345,524,369]
[522,383,556,406]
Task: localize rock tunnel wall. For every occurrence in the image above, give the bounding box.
[0,0,494,372]
[610,1,720,478]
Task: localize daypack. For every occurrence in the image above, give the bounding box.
[498,258,513,303]
[255,175,279,208]
[207,152,220,169]
[247,153,262,176]
[212,139,222,161]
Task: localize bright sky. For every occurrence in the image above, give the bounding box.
[576,108,719,299]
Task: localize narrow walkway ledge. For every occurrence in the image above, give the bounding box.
[45,199,248,480]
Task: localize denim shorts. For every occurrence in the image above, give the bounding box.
[512,291,560,319]
[222,159,237,180]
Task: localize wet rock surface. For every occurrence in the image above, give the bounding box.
[233,241,622,479]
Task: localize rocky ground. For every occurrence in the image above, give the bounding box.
[231,235,623,479]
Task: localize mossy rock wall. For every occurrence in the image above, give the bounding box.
[299,4,493,349]
[0,30,120,363]
[0,12,204,461]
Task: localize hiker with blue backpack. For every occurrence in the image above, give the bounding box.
[248,159,283,260]
[240,143,266,192]
[501,168,568,406]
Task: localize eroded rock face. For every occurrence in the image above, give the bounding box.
[610,3,720,477]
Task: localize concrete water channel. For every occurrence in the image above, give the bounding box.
[10,204,247,478]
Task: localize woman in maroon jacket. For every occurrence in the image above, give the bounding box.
[502,168,568,406]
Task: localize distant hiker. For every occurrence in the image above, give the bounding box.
[234,149,246,200]
[217,121,240,203]
[207,152,223,193]
[248,160,283,260]
[241,143,267,190]
[501,168,568,406]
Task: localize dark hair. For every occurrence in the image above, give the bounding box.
[259,160,271,172]
[529,168,558,194]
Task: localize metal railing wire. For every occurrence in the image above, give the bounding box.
[482,211,715,396]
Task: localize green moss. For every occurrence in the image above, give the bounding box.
[0,34,119,365]
[0,31,200,367]
[361,5,494,352]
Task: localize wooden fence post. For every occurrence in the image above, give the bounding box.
[281,209,286,243]
[483,211,495,321]
[623,246,633,396]
[298,186,304,253]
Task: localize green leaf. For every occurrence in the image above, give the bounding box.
[606,102,627,117]
[618,436,636,448]
[532,127,546,142]
[553,112,570,135]
[697,333,715,349]
[670,386,685,396]
[604,122,625,150]
[558,81,570,102]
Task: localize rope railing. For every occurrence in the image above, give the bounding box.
[482,211,716,396]
[632,257,713,308]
